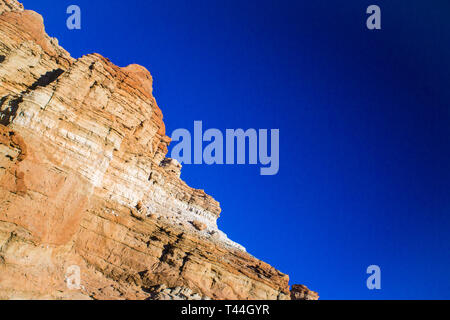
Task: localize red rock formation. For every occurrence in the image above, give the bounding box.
[0,0,316,300]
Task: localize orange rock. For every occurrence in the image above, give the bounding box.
[191,220,207,231]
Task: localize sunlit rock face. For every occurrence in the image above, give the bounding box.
[0,0,314,300]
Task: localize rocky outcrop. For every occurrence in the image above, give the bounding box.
[0,0,315,300]
[290,285,319,301]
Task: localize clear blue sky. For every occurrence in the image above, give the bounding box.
[20,0,450,299]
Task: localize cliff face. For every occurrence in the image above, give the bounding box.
[0,0,316,300]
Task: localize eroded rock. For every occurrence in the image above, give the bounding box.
[0,0,316,300]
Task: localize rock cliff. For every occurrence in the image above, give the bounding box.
[0,0,316,300]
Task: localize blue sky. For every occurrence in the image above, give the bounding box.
[20,0,450,299]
